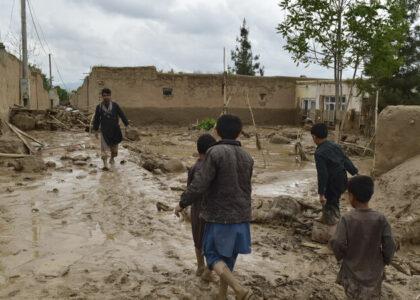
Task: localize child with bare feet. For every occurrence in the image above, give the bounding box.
[330,175,396,299]
[188,134,216,278]
[175,115,255,300]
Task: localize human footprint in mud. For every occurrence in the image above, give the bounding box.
[330,175,396,299]
[187,133,217,278]
[175,115,255,300]
[92,88,130,170]
[311,123,358,235]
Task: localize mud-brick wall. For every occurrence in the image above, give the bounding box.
[0,47,49,117]
[73,66,300,125]
[374,106,420,176]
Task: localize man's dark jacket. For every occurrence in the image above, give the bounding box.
[315,140,358,198]
[93,101,129,146]
[179,140,254,224]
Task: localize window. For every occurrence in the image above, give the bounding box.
[258,93,267,106]
[302,98,316,110]
[163,87,173,97]
[324,95,346,111]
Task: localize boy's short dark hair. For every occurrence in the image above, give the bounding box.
[311,123,328,139]
[197,134,216,154]
[101,88,112,96]
[216,114,243,139]
[348,175,374,203]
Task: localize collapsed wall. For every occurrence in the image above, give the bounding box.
[372,105,420,244]
[373,154,420,245]
[374,106,420,176]
[70,66,300,125]
[0,45,50,119]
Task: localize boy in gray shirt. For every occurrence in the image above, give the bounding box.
[330,175,396,299]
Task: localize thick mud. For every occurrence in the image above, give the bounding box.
[0,127,418,299]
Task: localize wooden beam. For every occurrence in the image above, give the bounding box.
[0,153,30,158]
[8,122,44,146]
[5,122,33,154]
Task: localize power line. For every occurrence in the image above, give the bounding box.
[26,0,69,90]
[3,0,16,43]
[26,0,48,56]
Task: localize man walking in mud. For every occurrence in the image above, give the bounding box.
[92,88,130,170]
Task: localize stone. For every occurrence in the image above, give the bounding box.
[73,160,88,166]
[45,161,56,168]
[161,159,185,173]
[269,134,291,145]
[126,128,140,141]
[252,195,302,223]
[71,155,89,161]
[13,156,46,173]
[282,130,299,140]
[11,113,36,131]
[311,221,332,244]
[142,158,159,172]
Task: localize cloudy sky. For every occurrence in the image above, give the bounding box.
[0,0,342,90]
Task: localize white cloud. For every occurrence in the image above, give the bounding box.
[0,0,347,90]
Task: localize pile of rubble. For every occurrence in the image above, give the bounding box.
[10,106,91,132]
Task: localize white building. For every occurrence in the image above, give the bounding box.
[296,79,366,124]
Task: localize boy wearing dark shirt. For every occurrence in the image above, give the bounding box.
[330,175,396,299]
[188,134,216,277]
[311,123,358,226]
[175,115,254,300]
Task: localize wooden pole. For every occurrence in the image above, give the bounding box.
[246,93,267,167]
[20,0,30,107]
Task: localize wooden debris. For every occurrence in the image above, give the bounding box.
[8,122,44,146]
[246,93,267,167]
[0,153,30,158]
[301,241,323,250]
[5,122,34,154]
[49,115,71,130]
[156,202,172,212]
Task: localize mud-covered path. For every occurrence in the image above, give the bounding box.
[0,129,416,299]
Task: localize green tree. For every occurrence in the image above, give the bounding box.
[55,86,69,105]
[278,0,409,124]
[230,19,264,76]
[368,2,420,110]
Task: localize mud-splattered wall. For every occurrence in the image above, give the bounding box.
[0,46,50,117]
[71,66,302,125]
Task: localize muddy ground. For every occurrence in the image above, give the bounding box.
[0,126,418,299]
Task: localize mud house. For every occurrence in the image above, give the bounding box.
[296,79,366,127]
[70,66,308,125]
[0,44,50,117]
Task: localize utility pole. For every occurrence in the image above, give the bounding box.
[49,53,52,87]
[20,0,30,107]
